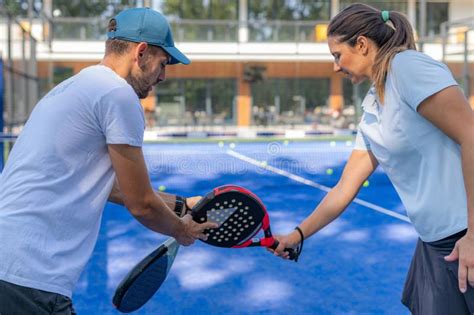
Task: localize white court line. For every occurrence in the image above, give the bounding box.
[227,149,410,223]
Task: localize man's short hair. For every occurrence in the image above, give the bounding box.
[105,19,133,55]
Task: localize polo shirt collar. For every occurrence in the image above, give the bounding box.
[361,85,381,120]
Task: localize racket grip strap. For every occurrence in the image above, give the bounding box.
[286,248,298,261]
[271,240,299,262]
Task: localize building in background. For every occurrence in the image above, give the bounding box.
[1,0,473,134]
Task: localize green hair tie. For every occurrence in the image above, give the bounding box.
[381,10,390,22]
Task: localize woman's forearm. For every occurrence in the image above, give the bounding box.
[299,183,358,240]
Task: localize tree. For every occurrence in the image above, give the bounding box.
[162,0,238,20]
[52,0,140,17]
[249,0,330,21]
[1,0,30,17]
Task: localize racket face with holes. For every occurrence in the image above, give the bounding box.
[113,238,179,313]
[192,185,269,248]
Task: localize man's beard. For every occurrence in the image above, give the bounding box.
[126,72,151,99]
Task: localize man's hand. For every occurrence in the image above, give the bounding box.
[174,214,218,246]
[445,232,474,293]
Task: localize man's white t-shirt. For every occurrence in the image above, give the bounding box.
[0,65,145,297]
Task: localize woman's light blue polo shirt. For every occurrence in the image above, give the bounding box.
[355,50,467,242]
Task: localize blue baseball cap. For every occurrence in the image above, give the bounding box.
[107,7,190,65]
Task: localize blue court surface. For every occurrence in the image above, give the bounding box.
[73,140,416,314]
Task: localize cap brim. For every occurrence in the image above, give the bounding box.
[161,46,190,65]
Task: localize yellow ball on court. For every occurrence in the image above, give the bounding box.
[218,141,224,148]
[229,143,236,149]
[261,161,268,167]
[326,168,334,175]
[283,140,289,146]
[363,180,370,187]
[158,185,166,191]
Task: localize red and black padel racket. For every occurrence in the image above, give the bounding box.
[191,185,300,261]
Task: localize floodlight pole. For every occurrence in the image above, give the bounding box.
[28,0,38,119]
[43,0,54,91]
[0,58,3,170]
[330,0,339,18]
[407,0,416,32]
[462,30,470,97]
[419,0,426,51]
[238,0,248,42]
[6,14,14,132]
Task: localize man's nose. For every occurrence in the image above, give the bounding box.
[157,68,166,83]
[154,72,165,85]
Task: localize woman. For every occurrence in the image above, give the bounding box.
[272,3,473,314]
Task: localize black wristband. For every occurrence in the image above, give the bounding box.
[174,195,186,217]
[295,226,304,242]
[294,226,304,262]
[183,197,192,215]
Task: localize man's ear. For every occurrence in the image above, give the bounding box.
[135,42,149,60]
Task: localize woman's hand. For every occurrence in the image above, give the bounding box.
[268,230,303,260]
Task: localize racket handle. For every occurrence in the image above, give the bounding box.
[270,240,298,261]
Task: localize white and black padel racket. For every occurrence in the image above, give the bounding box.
[112,238,179,313]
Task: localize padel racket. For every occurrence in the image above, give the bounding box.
[113,185,300,312]
[191,185,300,260]
[112,237,179,313]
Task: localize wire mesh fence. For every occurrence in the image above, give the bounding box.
[0,7,40,132]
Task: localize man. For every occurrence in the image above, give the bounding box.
[0,8,216,314]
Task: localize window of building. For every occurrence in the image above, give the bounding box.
[342,78,371,125]
[342,78,371,107]
[251,78,330,125]
[53,66,73,85]
[156,78,236,126]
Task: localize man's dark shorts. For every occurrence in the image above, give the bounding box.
[0,280,76,315]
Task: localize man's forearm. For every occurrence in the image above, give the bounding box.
[108,180,125,205]
[109,183,183,216]
[130,192,185,237]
